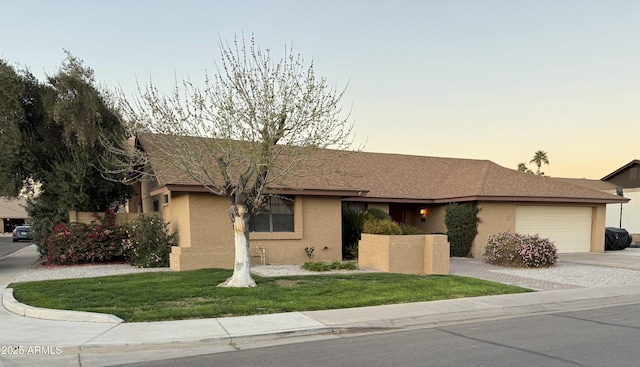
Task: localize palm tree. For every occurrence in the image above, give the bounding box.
[517,162,533,174]
[530,150,549,175]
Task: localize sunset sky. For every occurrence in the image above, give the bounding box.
[2,0,638,179]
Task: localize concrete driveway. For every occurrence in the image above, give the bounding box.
[559,247,640,270]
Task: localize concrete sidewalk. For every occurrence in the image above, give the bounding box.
[2,245,640,366]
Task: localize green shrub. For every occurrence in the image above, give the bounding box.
[363,218,401,235]
[400,223,426,235]
[302,261,332,272]
[484,232,558,268]
[342,205,366,259]
[123,215,176,267]
[445,203,481,257]
[364,208,392,221]
[345,243,358,259]
[331,260,358,270]
[28,197,74,256]
[302,261,358,272]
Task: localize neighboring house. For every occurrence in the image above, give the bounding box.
[129,134,628,271]
[601,159,640,241]
[0,197,29,233]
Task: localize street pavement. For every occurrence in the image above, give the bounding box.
[1,245,640,367]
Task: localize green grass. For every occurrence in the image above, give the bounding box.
[9,269,531,322]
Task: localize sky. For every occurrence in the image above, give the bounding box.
[1,0,638,179]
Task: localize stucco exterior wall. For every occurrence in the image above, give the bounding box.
[421,205,447,234]
[470,202,607,258]
[169,193,343,270]
[169,193,235,271]
[471,202,517,258]
[606,188,640,239]
[167,193,191,248]
[139,177,161,214]
[126,182,143,213]
[250,196,342,265]
[383,202,608,259]
[590,204,607,252]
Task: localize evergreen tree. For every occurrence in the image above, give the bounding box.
[0,53,132,244]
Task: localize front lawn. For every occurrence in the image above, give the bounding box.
[10,269,531,322]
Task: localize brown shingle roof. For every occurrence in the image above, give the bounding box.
[602,159,640,180]
[138,134,627,204]
[558,178,619,192]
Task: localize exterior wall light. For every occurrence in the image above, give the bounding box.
[419,208,427,221]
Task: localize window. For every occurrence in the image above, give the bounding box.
[152,200,160,212]
[250,195,294,232]
[163,194,169,206]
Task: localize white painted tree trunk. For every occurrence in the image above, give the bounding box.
[218,204,257,287]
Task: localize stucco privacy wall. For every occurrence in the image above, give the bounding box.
[358,234,449,275]
[69,211,152,226]
[167,192,343,271]
[471,202,607,258]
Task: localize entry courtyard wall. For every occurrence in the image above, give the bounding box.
[358,234,450,275]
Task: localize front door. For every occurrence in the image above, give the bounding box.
[389,204,405,223]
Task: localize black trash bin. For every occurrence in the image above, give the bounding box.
[605,227,633,251]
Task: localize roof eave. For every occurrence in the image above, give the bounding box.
[150,184,369,198]
[344,195,630,204]
[343,197,435,204]
[437,195,630,204]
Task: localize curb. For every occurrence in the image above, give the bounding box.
[78,327,336,353]
[2,288,123,323]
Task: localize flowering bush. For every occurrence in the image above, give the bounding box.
[484,232,558,268]
[123,215,176,267]
[45,211,126,265]
[45,211,175,268]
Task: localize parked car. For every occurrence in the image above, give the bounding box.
[12,225,32,242]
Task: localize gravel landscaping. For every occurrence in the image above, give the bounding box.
[11,262,371,283]
[490,262,640,288]
[11,263,171,283]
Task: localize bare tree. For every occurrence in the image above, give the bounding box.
[116,35,354,287]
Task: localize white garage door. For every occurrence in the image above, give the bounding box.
[515,206,592,253]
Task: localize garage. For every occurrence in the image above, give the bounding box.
[515,206,592,253]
